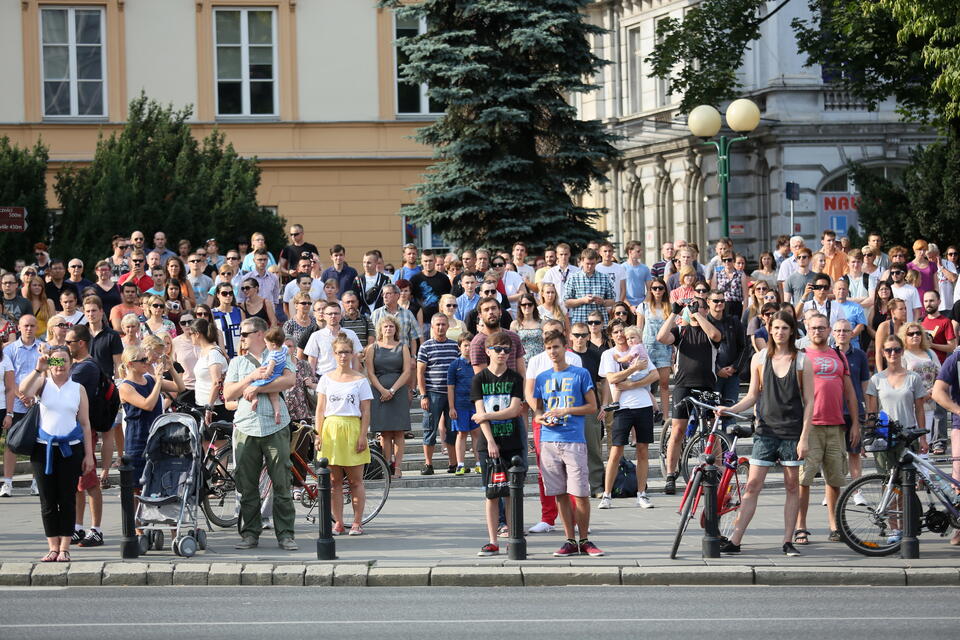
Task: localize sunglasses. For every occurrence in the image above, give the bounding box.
[131,259,144,264]
[445,303,458,308]
[487,345,512,354]
[906,331,923,337]
[614,311,627,315]
[811,285,828,290]
[239,330,258,338]
[587,320,602,326]
[334,350,352,356]
[722,257,734,262]
[519,303,533,308]
[709,299,725,304]
[47,357,66,367]
[69,264,83,269]
[188,259,202,263]
[195,312,209,318]
[240,286,253,291]
[890,270,904,275]
[296,301,311,306]
[571,332,589,338]
[762,312,774,317]
[50,322,69,329]
[290,232,303,237]
[883,347,903,354]
[130,357,149,364]
[651,286,665,291]
[694,288,709,293]
[481,290,497,295]
[492,263,505,268]
[151,303,164,309]
[218,290,233,296]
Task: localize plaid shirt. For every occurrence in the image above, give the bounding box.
[564,270,615,324]
[370,305,420,347]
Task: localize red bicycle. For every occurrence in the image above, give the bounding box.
[670,393,752,559]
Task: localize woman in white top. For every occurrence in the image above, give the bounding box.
[536,282,568,333]
[315,333,374,536]
[898,322,940,444]
[190,318,232,425]
[19,345,95,563]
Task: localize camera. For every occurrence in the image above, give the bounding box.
[688,300,699,313]
[166,300,181,311]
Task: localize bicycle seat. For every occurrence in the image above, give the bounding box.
[725,423,753,438]
[208,421,233,436]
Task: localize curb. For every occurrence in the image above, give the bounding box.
[3,561,957,587]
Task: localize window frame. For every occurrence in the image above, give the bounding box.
[39,5,108,119]
[393,13,443,117]
[212,6,279,118]
[625,25,643,115]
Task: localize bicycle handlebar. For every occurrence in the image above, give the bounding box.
[685,396,751,422]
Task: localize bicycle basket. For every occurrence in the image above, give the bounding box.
[861,412,901,453]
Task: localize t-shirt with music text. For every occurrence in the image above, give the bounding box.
[470,367,524,453]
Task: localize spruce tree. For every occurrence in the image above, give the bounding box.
[384,0,620,252]
[0,137,49,264]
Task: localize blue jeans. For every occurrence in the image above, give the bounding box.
[421,391,452,447]
[715,373,740,428]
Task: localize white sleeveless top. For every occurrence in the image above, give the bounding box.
[39,378,82,438]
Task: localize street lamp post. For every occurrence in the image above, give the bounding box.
[687,99,761,238]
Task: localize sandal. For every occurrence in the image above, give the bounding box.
[332,522,345,536]
[56,550,71,562]
[793,529,810,545]
[348,524,364,536]
[100,477,111,490]
[828,530,842,542]
[41,550,60,562]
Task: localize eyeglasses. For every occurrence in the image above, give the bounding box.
[50,322,69,329]
[587,320,602,326]
[571,332,589,338]
[487,345,512,354]
[334,350,352,356]
[883,347,903,354]
[833,328,852,333]
[239,330,259,338]
[906,331,923,337]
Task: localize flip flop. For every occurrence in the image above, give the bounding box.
[56,550,71,562]
[41,550,59,562]
[793,529,810,545]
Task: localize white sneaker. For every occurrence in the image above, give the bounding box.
[636,492,654,509]
[598,495,612,509]
[29,479,39,496]
[527,521,555,534]
[887,529,902,544]
[853,490,868,506]
[0,482,11,498]
[821,496,828,506]
[262,517,273,530]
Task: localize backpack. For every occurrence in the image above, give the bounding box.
[89,365,120,432]
[612,457,638,498]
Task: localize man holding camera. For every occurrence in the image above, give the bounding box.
[656,296,722,494]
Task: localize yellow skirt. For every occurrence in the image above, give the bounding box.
[318,416,371,468]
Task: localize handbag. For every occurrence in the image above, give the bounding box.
[485,457,510,499]
[7,403,41,455]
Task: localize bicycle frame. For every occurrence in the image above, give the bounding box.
[873,449,960,522]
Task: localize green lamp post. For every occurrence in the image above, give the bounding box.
[687,99,761,238]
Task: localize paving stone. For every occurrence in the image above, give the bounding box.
[273,564,306,586]
[333,564,368,586]
[904,567,960,586]
[146,563,173,586]
[430,566,523,587]
[367,567,430,587]
[67,562,104,586]
[0,563,34,586]
[622,566,753,585]
[173,563,210,586]
[207,564,242,586]
[102,562,148,586]
[31,562,69,586]
[241,563,274,586]
[521,566,621,586]
[754,566,905,586]
[304,564,334,586]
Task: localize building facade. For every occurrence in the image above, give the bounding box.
[580,0,936,265]
[0,0,446,265]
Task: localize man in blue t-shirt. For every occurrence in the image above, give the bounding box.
[532,330,602,558]
[624,240,653,309]
[932,352,960,547]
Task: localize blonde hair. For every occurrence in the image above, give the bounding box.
[332,332,354,353]
[292,291,312,306]
[439,293,457,315]
[679,265,697,281]
[120,312,141,329]
[375,314,401,342]
[623,326,642,341]
[146,295,164,314]
[142,334,165,354]
[119,345,148,378]
[898,321,932,352]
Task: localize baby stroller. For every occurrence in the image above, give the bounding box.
[135,412,207,557]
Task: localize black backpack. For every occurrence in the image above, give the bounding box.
[89,364,121,433]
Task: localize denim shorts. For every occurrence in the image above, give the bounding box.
[750,433,802,467]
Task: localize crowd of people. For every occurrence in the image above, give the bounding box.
[3,225,960,561]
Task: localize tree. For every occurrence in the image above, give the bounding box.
[382,0,621,252]
[54,94,284,268]
[0,136,50,264]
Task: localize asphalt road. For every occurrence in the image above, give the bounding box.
[2,586,958,640]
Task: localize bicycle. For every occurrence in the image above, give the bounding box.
[835,413,960,556]
[670,396,752,559]
[658,390,733,483]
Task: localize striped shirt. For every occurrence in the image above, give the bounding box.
[417,338,461,393]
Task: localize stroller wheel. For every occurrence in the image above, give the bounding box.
[137,535,150,555]
[196,529,207,550]
[151,530,164,551]
[172,537,181,557]
[178,536,198,558]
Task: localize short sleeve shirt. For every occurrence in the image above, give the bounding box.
[866,370,925,428]
[598,345,655,409]
[416,338,461,393]
[470,367,524,453]
[806,346,850,426]
[469,331,525,372]
[303,326,362,376]
[563,270,615,324]
[624,262,652,306]
[317,375,372,417]
[533,365,594,443]
[936,351,960,429]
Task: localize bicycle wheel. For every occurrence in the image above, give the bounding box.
[336,449,391,526]
[716,458,749,540]
[670,470,702,559]
[679,433,731,483]
[202,447,239,529]
[835,473,920,557]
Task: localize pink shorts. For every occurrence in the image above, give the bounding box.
[538,442,589,498]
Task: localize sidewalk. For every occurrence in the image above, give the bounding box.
[2,478,960,586]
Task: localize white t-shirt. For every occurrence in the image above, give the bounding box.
[515,263,535,282]
[61,310,86,326]
[500,270,526,314]
[938,260,957,309]
[598,346,655,409]
[892,283,922,322]
[303,326,363,376]
[524,350,583,379]
[195,347,228,407]
[596,262,626,300]
[282,278,324,303]
[540,264,581,291]
[0,356,12,411]
[317,375,373,418]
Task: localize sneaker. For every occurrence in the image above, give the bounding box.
[598,495,612,509]
[636,492,653,509]
[292,487,303,501]
[821,496,828,506]
[262,518,273,530]
[234,536,258,549]
[420,464,434,476]
[454,465,465,476]
[782,542,801,557]
[578,540,605,557]
[463,465,471,474]
[0,482,10,498]
[446,464,457,474]
[29,479,39,496]
[278,537,298,551]
[71,528,86,545]
[719,539,741,553]
[853,490,868,506]
[527,521,555,534]
[478,543,500,557]
[664,474,676,495]
[497,524,509,538]
[602,402,621,413]
[887,529,902,545]
[553,540,580,557]
[473,463,481,474]
[79,530,104,547]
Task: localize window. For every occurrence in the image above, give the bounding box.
[394,14,443,115]
[654,17,670,108]
[40,7,106,117]
[402,210,449,252]
[626,27,643,114]
[214,8,277,116]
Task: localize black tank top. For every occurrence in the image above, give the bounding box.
[242,300,270,324]
[756,351,804,440]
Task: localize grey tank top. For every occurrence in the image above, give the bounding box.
[756,351,805,440]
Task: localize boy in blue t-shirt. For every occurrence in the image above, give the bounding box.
[532,330,603,557]
[447,334,479,475]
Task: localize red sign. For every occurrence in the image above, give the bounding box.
[730,224,745,235]
[0,207,27,232]
[822,195,860,212]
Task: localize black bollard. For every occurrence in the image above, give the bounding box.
[701,454,721,559]
[316,457,337,560]
[508,455,526,560]
[119,455,139,559]
[900,458,920,559]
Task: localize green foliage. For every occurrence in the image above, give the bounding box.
[382,0,621,253]
[53,94,285,268]
[0,137,49,264]
[646,0,769,113]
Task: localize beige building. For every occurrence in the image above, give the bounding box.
[0,0,452,265]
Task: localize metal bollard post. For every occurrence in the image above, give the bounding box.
[508,455,527,560]
[900,459,920,559]
[316,457,337,560]
[119,455,139,559]
[701,454,721,559]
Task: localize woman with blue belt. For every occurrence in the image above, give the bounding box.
[20,345,95,562]
[636,277,673,421]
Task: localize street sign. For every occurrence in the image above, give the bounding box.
[730,224,745,235]
[785,182,800,201]
[0,207,27,232]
